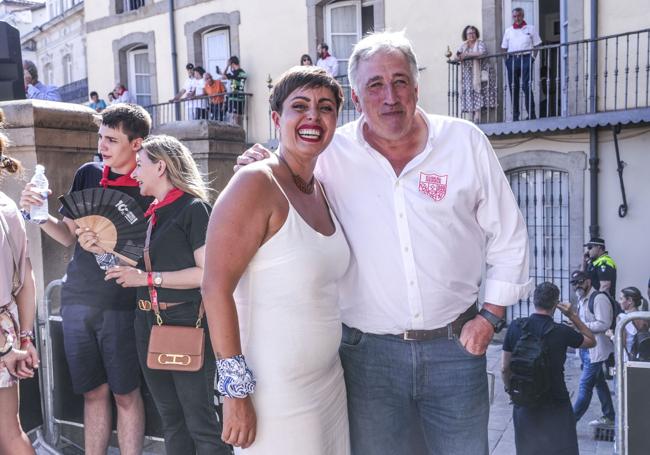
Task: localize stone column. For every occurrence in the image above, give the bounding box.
[0,100,99,306]
[153,120,246,196]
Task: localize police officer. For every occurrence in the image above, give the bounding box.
[584,237,617,297]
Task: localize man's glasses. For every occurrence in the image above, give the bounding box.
[570,280,586,286]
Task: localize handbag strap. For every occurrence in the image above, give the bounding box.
[143,219,204,327]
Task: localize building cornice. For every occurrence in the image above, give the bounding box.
[20,1,84,42]
[86,0,214,34]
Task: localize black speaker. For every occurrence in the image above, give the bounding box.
[0,22,25,101]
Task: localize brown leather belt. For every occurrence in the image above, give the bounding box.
[137,299,186,312]
[400,304,478,341]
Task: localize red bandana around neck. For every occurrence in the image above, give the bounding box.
[145,188,185,226]
[513,20,527,29]
[100,165,139,188]
[322,52,331,59]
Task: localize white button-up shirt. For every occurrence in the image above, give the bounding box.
[316,55,339,77]
[316,110,532,334]
[501,24,542,53]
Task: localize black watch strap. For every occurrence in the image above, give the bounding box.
[479,308,506,333]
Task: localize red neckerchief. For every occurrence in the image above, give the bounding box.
[145,188,185,227]
[513,20,527,29]
[99,165,139,188]
[321,52,331,59]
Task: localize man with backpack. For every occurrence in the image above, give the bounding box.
[502,282,595,455]
[570,270,616,426]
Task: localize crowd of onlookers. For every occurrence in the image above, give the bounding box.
[501,235,649,454]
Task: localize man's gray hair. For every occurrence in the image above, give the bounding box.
[23,60,38,81]
[347,31,419,92]
[512,7,524,14]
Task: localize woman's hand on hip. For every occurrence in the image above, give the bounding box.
[105,265,147,287]
[222,396,257,449]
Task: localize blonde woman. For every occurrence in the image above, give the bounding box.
[105,135,230,455]
[0,108,39,455]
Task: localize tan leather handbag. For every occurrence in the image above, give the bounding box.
[143,221,205,372]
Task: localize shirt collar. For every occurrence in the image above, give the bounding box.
[352,105,435,148]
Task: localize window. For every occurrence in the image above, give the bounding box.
[127,47,152,105]
[202,29,230,77]
[325,1,361,77]
[117,0,145,14]
[43,63,54,85]
[507,168,570,322]
[62,54,73,85]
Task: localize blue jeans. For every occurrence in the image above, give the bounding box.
[505,55,536,121]
[340,324,489,455]
[573,348,615,421]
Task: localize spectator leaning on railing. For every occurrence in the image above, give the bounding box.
[170,63,195,102]
[22,60,62,102]
[203,72,226,120]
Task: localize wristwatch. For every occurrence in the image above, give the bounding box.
[153,272,163,287]
[0,332,15,358]
[479,308,506,333]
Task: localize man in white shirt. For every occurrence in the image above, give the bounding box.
[316,43,339,77]
[240,31,531,455]
[569,270,615,427]
[501,7,542,121]
[169,63,195,102]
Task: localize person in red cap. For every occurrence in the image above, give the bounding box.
[583,237,617,297]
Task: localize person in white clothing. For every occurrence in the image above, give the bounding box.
[316,43,339,77]
[203,66,350,454]
[169,63,195,102]
[501,7,542,121]
[237,31,531,455]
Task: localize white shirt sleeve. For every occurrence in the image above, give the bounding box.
[328,56,339,77]
[472,129,532,306]
[530,25,542,47]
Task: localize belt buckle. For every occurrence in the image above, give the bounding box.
[403,330,418,341]
[138,299,152,311]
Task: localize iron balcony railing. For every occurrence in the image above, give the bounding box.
[447,28,650,125]
[144,92,252,140]
[59,78,88,104]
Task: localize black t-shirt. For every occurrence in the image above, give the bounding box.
[136,194,211,304]
[503,313,584,404]
[59,162,153,310]
[586,255,617,296]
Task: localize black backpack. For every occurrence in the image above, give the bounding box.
[588,291,622,331]
[631,330,650,361]
[508,318,554,407]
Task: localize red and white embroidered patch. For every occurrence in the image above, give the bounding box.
[418,172,448,201]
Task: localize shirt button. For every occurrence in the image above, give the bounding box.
[410,281,415,286]
[404,246,409,252]
[414,313,420,318]
[399,213,404,218]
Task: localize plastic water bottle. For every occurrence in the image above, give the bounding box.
[29,164,49,224]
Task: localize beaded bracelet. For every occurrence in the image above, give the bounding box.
[216,354,256,399]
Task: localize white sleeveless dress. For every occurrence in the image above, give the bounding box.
[233,178,351,455]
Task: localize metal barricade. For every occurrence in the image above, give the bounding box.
[614,311,650,455]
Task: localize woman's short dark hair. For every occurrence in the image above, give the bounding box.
[300,54,313,65]
[194,66,205,76]
[462,25,480,41]
[90,91,98,98]
[270,66,343,114]
[533,282,560,310]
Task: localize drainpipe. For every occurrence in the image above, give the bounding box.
[560,0,568,116]
[588,0,599,238]
[168,0,179,97]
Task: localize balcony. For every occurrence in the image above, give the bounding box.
[447,28,650,136]
[144,92,252,142]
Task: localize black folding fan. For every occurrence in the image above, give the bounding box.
[58,188,147,266]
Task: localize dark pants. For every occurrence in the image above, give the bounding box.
[505,55,536,121]
[513,401,579,455]
[134,303,231,455]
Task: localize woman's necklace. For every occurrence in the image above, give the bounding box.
[277,153,315,194]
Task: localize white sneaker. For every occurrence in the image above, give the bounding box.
[589,416,614,426]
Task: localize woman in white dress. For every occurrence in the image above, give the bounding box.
[202,66,350,454]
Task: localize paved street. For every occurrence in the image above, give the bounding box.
[486,342,615,455]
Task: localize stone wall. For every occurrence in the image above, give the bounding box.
[0,100,245,309]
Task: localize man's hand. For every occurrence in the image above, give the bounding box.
[459,314,494,356]
[233,144,272,172]
[222,396,257,448]
[105,265,147,288]
[76,227,107,255]
[19,182,51,212]
[556,302,574,318]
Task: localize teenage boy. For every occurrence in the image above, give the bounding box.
[19,104,152,455]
